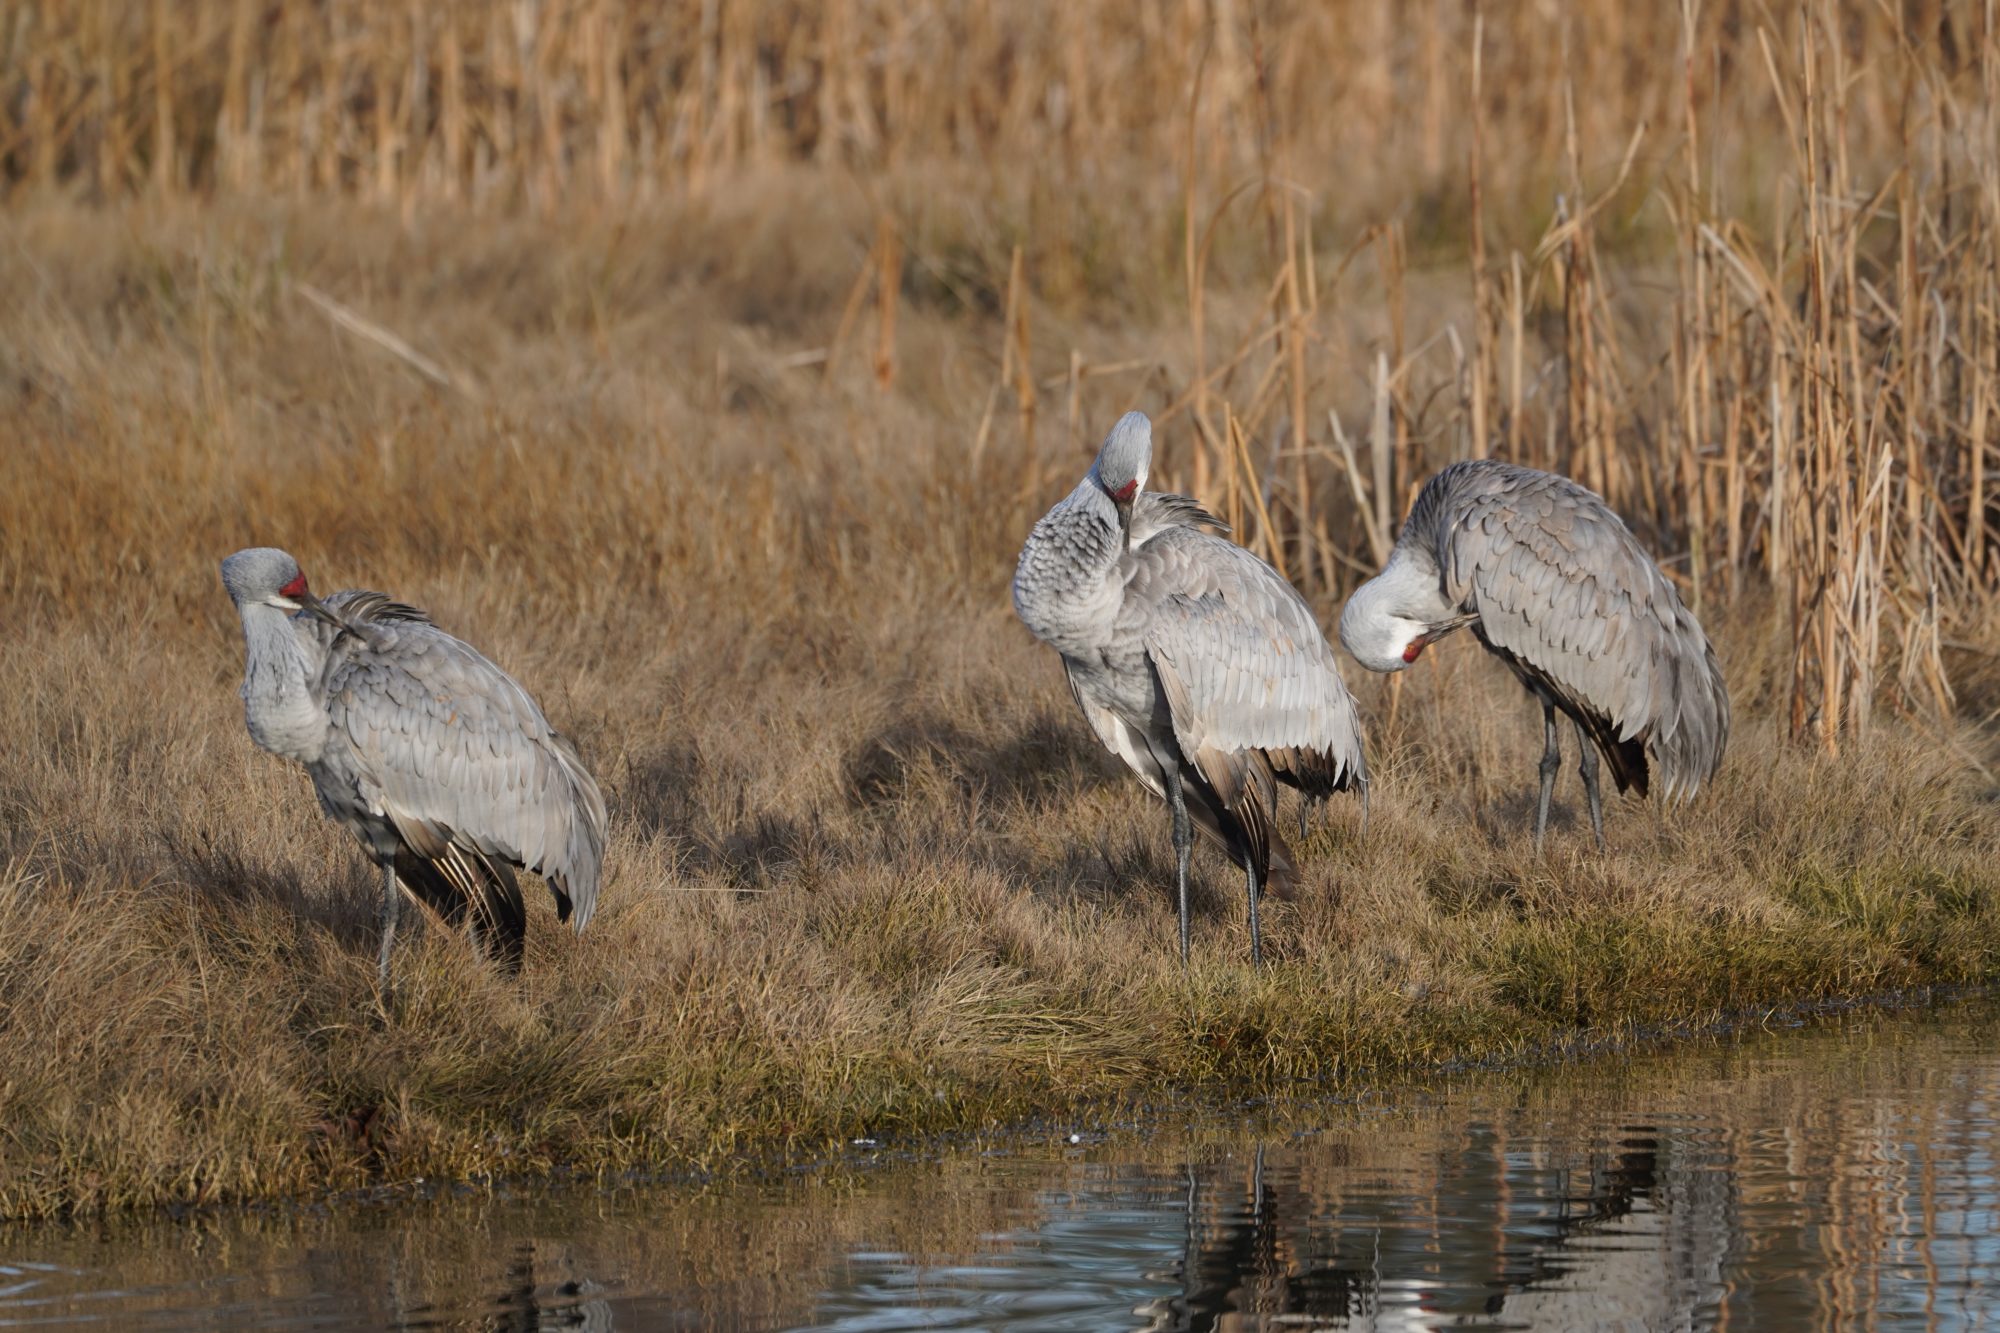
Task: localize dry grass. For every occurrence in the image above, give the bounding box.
[2,4,1999,1221]
[0,196,1993,1222]
[10,3,2000,731]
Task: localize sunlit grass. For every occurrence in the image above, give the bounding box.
[5,0,1999,1214]
[0,189,1995,1220]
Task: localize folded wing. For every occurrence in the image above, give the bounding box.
[319,592,609,935]
[1436,466,1729,800]
[1128,526,1367,876]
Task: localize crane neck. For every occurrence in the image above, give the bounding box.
[1012,480,1126,656]
[1338,545,1461,674]
[236,602,333,764]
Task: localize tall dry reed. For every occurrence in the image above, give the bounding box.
[38,2,1958,731]
[2,4,1998,1218]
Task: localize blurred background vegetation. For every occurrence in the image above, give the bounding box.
[7,1,1998,739]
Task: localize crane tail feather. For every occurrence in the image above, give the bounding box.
[1266,744,1365,799]
[1263,827,1299,901]
[1184,746,1301,901]
[393,845,527,973]
[1575,711,1650,797]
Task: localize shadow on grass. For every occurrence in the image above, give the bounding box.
[843,708,1120,816]
[156,829,373,947]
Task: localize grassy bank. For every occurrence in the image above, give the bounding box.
[0,193,1994,1221]
[3,0,1998,1227]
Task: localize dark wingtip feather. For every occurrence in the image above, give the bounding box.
[1268,744,1366,800]
[1263,829,1299,901]
[393,845,527,972]
[1611,733,1650,798]
[1568,707,1651,797]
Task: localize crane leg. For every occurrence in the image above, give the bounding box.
[1573,717,1607,851]
[1245,856,1263,969]
[376,856,400,995]
[1533,701,1561,853]
[1166,767,1193,965]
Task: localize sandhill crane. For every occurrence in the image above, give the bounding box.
[219,548,607,990]
[1013,412,1368,966]
[1339,460,1728,849]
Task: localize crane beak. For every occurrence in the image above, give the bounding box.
[1405,612,1479,660]
[295,590,336,625]
[1426,612,1479,638]
[1108,478,1138,542]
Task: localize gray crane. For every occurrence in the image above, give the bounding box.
[1338,459,1728,849]
[1013,412,1368,966]
[219,548,607,989]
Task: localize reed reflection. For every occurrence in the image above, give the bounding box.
[4,1002,1997,1330]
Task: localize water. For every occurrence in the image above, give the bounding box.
[7,999,2000,1330]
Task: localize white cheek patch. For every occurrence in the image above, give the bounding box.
[1365,621,1425,672]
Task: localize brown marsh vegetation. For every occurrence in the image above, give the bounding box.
[1,2,1997,1218]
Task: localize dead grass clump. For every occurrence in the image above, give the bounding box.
[3,9,1999,1216]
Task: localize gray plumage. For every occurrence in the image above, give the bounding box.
[1339,459,1728,847]
[1013,412,1367,965]
[220,547,607,986]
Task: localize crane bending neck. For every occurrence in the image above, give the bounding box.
[1339,547,1460,674]
[238,603,330,764]
[1012,482,1126,657]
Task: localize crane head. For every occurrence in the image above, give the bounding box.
[1338,549,1471,674]
[1090,410,1152,530]
[1338,600,1432,673]
[221,547,321,614]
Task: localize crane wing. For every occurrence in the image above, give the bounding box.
[319,592,609,930]
[1128,491,1227,545]
[1437,466,1729,799]
[1130,527,1368,816]
[1061,663,1170,802]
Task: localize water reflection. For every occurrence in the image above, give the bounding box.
[5,1001,2000,1330]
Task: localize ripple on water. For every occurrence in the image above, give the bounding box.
[6,1001,2000,1330]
